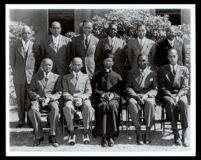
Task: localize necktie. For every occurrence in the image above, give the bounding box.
[85,38,89,50]
[45,74,48,82]
[173,66,176,75]
[76,73,78,81]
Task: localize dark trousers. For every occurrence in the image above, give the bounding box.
[14,83,30,124]
[162,95,188,130]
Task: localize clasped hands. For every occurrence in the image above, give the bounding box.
[101,92,115,101]
[38,97,50,107]
[171,95,180,106]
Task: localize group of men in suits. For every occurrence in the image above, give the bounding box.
[10,19,189,147]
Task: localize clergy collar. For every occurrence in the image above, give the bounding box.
[105,68,112,73]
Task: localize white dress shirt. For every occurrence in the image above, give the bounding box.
[168,39,175,47]
[170,64,177,74]
[52,35,60,48]
[22,39,30,53]
[137,37,145,46]
[72,71,81,80]
[108,36,116,47]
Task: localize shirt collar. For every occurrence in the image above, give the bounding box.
[83,34,91,40]
[170,64,177,69]
[72,71,81,77]
[52,35,60,42]
[139,66,148,74]
[167,39,175,46]
[137,37,145,42]
[108,35,116,41]
[105,68,112,73]
[44,72,51,79]
[22,39,30,46]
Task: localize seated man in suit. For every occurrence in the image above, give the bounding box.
[125,54,157,145]
[28,58,62,147]
[62,57,94,145]
[158,48,189,147]
[91,56,123,147]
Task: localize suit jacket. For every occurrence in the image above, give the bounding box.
[40,35,72,75]
[158,64,189,98]
[10,40,40,84]
[152,38,186,68]
[91,70,123,100]
[71,34,99,78]
[62,72,92,100]
[127,37,155,70]
[28,71,62,101]
[126,67,157,98]
[95,36,126,77]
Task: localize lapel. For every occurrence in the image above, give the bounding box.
[48,35,55,51]
[17,41,25,58]
[75,72,83,89]
[46,72,55,88]
[70,72,77,87]
[105,37,113,52]
[166,65,175,82]
[79,34,87,51]
[141,38,149,53]
[111,37,119,54]
[57,35,63,51]
[26,41,33,57]
[173,65,181,84]
[136,38,143,52]
[135,69,142,86]
[86,35,93,52]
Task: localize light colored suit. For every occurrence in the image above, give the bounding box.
[126,67,157,128]
[40,35,72,75]
[62,72,94,131]
[10,39,40,124]
[71,34,99,78]
[95,36,126,78]
[158,64,189,130]
[127,37,155,70]
[28,71,62,138]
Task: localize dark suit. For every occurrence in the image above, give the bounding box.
[91,70,123,137]
[28,71,62,139]
[10,40,40,124]
[40,35,72,75]
[126,67,157,128]
[152,38,186,69]
[158,64,189,130]
[95,37,127,79]
[71,34,99,79]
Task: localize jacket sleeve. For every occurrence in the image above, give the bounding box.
[94,40,103,71]
[178,67,189,98]
[127,39,133,69]
[125,72,137,97]
[145,72,158,98]
[158,67,172,97]
[28,75,41,100]
[47,76,62,100]
[9,43,15,70]
[182,42,186,66]
[66,38,72,74]
[62,76,73,101]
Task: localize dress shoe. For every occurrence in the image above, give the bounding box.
[144,131,152,145]
[16,123,25,128]
[68,131,76,145]
[182,128,189,147]
[101,136,108,147]
[33,136,44,146]
[107,137,114,147]
[49,135,59,147]
[174,136,182,146]
[82,130,90,144]
[136,132,144,145]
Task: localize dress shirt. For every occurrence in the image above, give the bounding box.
[22,39,30,53]
[108,36,116,47]
[72,71,81,80]
[52,35,60,48]
[168,39,175,47]
[137,37,145,46]
[170,64,177,75]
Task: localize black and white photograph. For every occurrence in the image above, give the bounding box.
[5,4,196,156]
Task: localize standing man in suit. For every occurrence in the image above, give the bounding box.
[95,22,126,79]
[71,19,99,79]
[158,48,189,147]
[127,23,155,70]
[126,54,157,145]
[10,25,40,128]
[62,57,94,145]
[91,57,123,147]
[152,26,186,69]
[28,58,62,147]
[40,21,72,75]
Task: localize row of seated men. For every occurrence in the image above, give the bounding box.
[27,48,189,148]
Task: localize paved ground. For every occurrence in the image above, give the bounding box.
[8,105,191,155]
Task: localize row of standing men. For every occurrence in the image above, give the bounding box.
[9,19,189,147]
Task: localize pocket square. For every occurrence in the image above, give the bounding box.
[149,78,153,81]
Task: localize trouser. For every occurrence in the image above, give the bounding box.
[63,99,94,131]
[127,97,155,129]
[28,100,59,139]
[14,83,30,124]
[162,95,188,130]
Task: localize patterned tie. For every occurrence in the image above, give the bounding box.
[85,38,89,50]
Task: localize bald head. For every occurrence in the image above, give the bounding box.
[71,57,83,72]
[41,58,53,73]
[21,25,32,42]
[50,21,61,37]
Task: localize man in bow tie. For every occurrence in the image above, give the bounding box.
[71,19,99,79]
[40,21,72,75]
[62,57,94,145]
[91,56,123,147]
[125,54,157,145]
[151,26,186,70]
[10,25,40,128]
[28,58,62,147]
[158,48,189,147]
